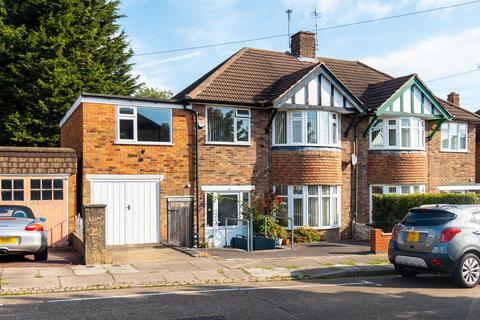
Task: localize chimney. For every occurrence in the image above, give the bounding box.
[290,31,316,59]
[447,92,460,105]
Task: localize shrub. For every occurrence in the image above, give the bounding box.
[242,192,288,238]
[373,193,480,232]
[294,226,323,243]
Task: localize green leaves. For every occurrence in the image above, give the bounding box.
[0,0,140,146]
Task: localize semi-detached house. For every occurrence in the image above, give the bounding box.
[60,31,480,248]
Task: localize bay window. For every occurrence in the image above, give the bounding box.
[370,117,424,150]
[117,106,172,144]
[441,122,467,152]
[207,106,251,144]
[273,110,340,146]
[274,185,340,229]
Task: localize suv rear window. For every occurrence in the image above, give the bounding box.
[402,209,456,226]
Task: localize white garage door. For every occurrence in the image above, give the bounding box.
[90,176,160,246]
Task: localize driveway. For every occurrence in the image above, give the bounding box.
[0,248,82,268]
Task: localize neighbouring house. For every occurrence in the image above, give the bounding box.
[0,147,77,247]
[59,31,480,249]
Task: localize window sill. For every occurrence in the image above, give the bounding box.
[205,142,251,146]
[114,141,174,146]
[440,149,468,153]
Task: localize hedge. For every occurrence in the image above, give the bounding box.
[372,193,480,232]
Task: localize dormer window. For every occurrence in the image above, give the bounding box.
[369,117,425,150]
[273,110,340,147]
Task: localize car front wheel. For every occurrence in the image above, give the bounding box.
[453,253,480,288]
[394,263,418,278]
[34,247,48,261]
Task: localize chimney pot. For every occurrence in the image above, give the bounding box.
[447,92,460,105]
[290,31,316,59]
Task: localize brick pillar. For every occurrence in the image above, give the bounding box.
[83,204,110,265]
[370,228,391,254]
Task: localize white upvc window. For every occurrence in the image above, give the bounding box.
[273,110,340,147]
[441,122,468,152]
[116,106,172,145]
[369,117,425,150]
[206,106,251,144]
[274,185,341,229]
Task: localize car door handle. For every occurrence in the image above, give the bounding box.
[473,231,480,235]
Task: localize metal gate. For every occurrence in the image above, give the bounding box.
[167,197,193,248]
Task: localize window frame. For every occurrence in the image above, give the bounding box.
[441,122,468,152]
[205,106,251,145]
[0,179,24,202]
[205,190,250,228]
[272,110,341,147]
[369,117,425,150]
[30,178,64,201]
[116,105,173,146]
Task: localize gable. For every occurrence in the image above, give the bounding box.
[272,64,364,112]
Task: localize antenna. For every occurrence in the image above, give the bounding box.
[311,9,321,48]
[286,9,293,49]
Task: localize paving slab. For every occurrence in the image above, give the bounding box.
[71,265,107,276]
[59,274,114,288]
[1,267,38,277]
[245,267,292,279]
[188,260,223,271]
[1,276,60,290]
[162,271,197,283]
[221,268,251,280]
[37,267,74,277]
[163,262,201,272]
[130,261,171,273]
[112,272,165,285]
[191,270,226,281]
[103,264,140,274]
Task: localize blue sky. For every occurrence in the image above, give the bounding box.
[120,0,480,111]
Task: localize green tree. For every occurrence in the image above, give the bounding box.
[0,0,140,146]
[135,86,173,100]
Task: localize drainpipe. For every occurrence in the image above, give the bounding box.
[352,121,359,240]
[184,103,200,247]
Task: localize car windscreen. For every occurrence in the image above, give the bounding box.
[0,206,35,219]
[402,209,456,226]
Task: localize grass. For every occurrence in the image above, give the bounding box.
[339,261,356,266]
[34,275,44,279]
[217,269,225,276]
[285,265,299,270]
[320,262,335,267]
[366,259,390,265]
[259,266,274,270]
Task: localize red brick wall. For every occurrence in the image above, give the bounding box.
[370,228,391,253]
[367,151,428,185]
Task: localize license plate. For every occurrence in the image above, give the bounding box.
[0,237,17,244]
[406,231,420,243]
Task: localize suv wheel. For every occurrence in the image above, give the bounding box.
[394,263,418,278]
[34,247,48,261]
[454,253,480,288]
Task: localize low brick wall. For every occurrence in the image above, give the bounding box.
[370,228,391,254]
[83,204,111,265]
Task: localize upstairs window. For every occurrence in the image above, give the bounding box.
[206,106,251,144]
[441,122,467,152]
[273,110,340,146]
[117,106,172,144]
[370,117,424,150]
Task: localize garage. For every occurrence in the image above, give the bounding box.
[87,175,162,246]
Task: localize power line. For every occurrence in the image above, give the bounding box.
[427,67,480,83]
[133,0,480,57]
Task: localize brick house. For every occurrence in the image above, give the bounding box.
[60,31,480,248]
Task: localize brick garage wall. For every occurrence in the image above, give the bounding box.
[61,102,193,242]
[367,151,428,185]
[427,121,476,191]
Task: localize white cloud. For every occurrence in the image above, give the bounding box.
[135,51,204,69]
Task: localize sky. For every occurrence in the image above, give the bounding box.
[119,0,480,111]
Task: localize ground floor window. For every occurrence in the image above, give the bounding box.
[273,185,340,229]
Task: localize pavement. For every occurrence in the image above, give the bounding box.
[0,243,392,295]
[0,275,478,319]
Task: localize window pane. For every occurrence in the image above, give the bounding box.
[371,120,383,148]
[42,190,52,200]
[1,179,11,190]
[207,107,234,142]
[332,114,338,144]
[137,107,171,142]
[31,190,41,201]
[31,179,41,189]
[319,112,329,144]
[372,186,384,194]
[206,193,213,227]
[441,130,449,149]
[236,118,250,142]
[119,107,134,115]
[308,185,318,195]
[293,198,303,226]
[274,185,288,196]
[322,186,330,195]
[54,190,63,200]
[401,128,410,147]
[218,194,238,226]
[293,186,302,195]
[13,191,24,201]
[1,191,12,201]
[308,197,319,227]
[13,179,23,190]
[274,112,287,144]
[322,196,330,226]
[401,186,410,194]
[53,179,63,189]
[236,109,250,117]
[412,128,420,148]
[388,128,396,147]
[388,186,397,194]
[119,119,134,140]
[307,111,317,143]
[460,133,467,150]
[292,119,302,143]
[413,186,420,193]
[332,197,338,225]
[42,179,52,189]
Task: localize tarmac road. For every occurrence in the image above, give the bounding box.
[1,275,480,319]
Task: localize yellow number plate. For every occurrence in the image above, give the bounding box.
[0,237,17,244]
[406,231,420,243]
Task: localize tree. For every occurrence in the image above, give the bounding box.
[134,86,173,100]
[0,0,141,146]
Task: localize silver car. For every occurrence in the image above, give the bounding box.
[389,204,480,288]
[0,205,48,261]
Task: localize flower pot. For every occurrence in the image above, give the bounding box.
[282,238,290,245]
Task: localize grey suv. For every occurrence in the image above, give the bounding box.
[389,204,480,288]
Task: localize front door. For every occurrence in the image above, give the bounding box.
[205,192,248,248]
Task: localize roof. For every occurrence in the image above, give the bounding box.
[175,47,478,122]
